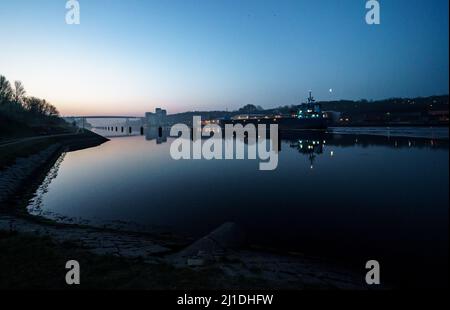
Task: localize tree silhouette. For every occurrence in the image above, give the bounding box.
[23,97,59,117]
[13,80,26,106]
[0,75,13,105]
[238,104,261,113]
[1,74,60,118]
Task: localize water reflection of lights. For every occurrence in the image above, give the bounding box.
[291,139,325,168]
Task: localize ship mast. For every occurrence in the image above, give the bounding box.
[308,91,315,104]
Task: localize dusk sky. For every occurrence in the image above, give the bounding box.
[0,0,448,116]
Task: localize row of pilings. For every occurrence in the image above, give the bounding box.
[99,126,145,135]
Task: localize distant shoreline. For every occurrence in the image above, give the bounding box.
[328,126,449,140]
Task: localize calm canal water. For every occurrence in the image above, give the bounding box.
[27,128,449,287]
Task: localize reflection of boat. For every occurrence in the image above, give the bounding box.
[289,134,325,168]
[284,129,447,154]
[222,91,327,130]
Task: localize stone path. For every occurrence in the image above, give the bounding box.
[0,214,170,259]
[170,223,366,289]
[216,250,365,289]
[0,133,81,147]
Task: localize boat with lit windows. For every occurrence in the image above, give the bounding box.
[221,91,327,131]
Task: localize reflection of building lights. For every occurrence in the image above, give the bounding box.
[310,165,314,169]
[330,151,334,157]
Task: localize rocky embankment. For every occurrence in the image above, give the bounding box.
[169,222,365,289]
[0,214,366,289]
[0,144,61,206]
[0,214,172,260]
[0,131,108,207]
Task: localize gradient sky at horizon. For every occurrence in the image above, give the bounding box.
[0,0,448,116]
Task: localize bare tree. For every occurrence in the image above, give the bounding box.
[23,96,43,114]
[23,96,59,117]
[46,103,59,117]
[0,75,13,105]
[13,80,26,106]
[2,74,60,121]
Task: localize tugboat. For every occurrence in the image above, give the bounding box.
[281,91,327,130]
[222,91,327,131]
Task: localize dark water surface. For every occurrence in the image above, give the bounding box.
[27,129,449,287]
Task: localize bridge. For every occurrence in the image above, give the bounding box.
[64,109,167,132]
[63,116,145,137]
[64,116,144,119]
